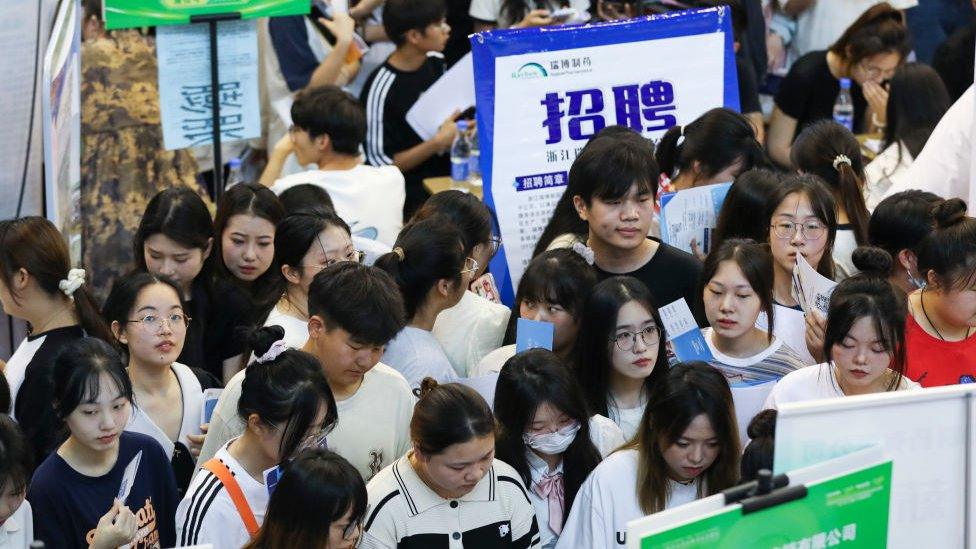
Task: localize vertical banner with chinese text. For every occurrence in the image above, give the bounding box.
[471,8,739,304]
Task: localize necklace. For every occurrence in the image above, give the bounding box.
[919,290,973,341]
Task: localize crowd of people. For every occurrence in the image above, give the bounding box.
[1,0,975,547]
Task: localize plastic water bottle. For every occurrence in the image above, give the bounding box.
[469,126,482,187]
[225,157,244,189]
[833,78,854,131]
[450,120,470,188]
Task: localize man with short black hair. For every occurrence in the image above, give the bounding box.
[196,262,416,481]
[360,0,459,217]
[260,85,405,247]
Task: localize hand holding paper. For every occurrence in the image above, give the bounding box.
[792,253,837,315]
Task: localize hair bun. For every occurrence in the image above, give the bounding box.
[932,198,968,229]
[746,409,777,440]
[414,377,440,400]
[247,325,286,357]
[851,246,893,277]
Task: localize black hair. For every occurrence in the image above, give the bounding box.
[740,409,776,483]
[494,349,602,526]
[0,376,9,415]
[411,378,494,455]
[0,415,31,496]
[791,120,871,246]
[307,262,407,346]
[701,239,775,342]
[656,107,767,183]
[765,174,838,279]
[572,276,668,417]
[534,126,652,255]
[932,20,976,103]
[868,190,944,261]
[102,271,186,348]
[278,184,336,217]
[374,216,466,319]
[246,448,367,549]
[240,326,338,463]
[711,169,782,251]
[917,199,976,291]
[0,217,113,343]
[822,247,907,391]
[291,86,365,155]
[502,248,598,346]
[134,187,214,275]
[883,63,950,159]
[52,337,134,421]
[828,3,911,67]
[383,0,446,47]
[410,190,494,257]
[212,183,286,312]
[275,212,352,272]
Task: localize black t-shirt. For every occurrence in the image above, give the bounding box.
[737,49,761,115]
[178,279,254,380]
[360,55,450,217]
[774,50,867,137]
[14,325,85,467]
[28,431,178,549]
[593,239,707,327]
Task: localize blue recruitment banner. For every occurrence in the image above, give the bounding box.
[471,8,739,305]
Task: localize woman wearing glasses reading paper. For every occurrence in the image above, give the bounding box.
[572,277,669,440]
[176,325,338,549]
[376,217,475,389]
[264,212,364,350]
[102,272,218,497]
[764,175,838,366]
[766,4,910,168]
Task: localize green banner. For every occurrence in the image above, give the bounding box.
[103,0,310,30]
[644,461,892,549]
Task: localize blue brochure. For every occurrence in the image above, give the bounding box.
[659,298,714,363]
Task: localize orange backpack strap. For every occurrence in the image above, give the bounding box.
[202,458,260,538]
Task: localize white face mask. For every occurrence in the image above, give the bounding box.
[523,422,581,455]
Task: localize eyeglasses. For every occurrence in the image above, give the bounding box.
[461,257,479,276]
[300,250,366,270]
[489,236,503,258]
[857,61,896,81]
[610,325,660,352]
[126,313,190,333]
[770,221,826,240]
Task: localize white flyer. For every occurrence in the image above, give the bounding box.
[117,450,143,504]
[792,253,837,315]
[406,53,475,140]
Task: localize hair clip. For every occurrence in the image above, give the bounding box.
[393,247,405,261]
[832,154,852,171]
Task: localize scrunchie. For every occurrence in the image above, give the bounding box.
[257,339,288,364]
[58,268,86,297]
[571,242,595,265]
[832,154,852,171]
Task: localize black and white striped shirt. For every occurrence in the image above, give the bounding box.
[361,454,541,548]
[175,440,269,549]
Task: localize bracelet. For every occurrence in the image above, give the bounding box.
[871,112,887,129]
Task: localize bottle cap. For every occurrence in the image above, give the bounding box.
[228,157,242,168]
[839,78,851,89]
[456,120,468,131]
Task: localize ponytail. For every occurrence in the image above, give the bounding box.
[835,163,871,245]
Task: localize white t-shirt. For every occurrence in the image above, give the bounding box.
[758,305,818,366]
[863,141,913,211]
[262,305,309,350]
[471,344,516,378]
[176,439,269,549]
[554,449,699,549]
[702,328,808,386]
[382,326,459,390]
[527,415,627,548]
[432,291,511,377]
[4,335,46,417]
[833,228,859,281]
[789,0,917,60]
[0,500,32,549]
[126,362,203,459]
[608,401,646,442]
[764,362,922,410]
[885,86,975,208]
[272,165,406,246]
[195,362,415,482]
[469,0,590,28]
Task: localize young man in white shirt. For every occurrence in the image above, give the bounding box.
[196,262,415,481]
[260,85,406,247]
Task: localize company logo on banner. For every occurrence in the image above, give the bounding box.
[471,8,739,304]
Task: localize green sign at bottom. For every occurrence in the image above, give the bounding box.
[644,461,892,549]
[104,0,309,30]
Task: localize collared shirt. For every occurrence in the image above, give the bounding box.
[361,454,541,549]
[0,501,32,549]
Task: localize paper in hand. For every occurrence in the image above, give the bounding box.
[515,318,554,353]
[406,53,475,140]
[201,388,223,426]
[659,298,713,362]
[792,254,837,315]
[117,450,143,504]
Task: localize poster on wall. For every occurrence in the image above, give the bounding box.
[471,7,739,304]
[42,0,82,264]
[103,0,308,30]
